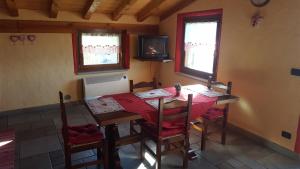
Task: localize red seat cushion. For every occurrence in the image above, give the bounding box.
[142,123,184,138]
[66,124,103,145]
[202,108,225,120]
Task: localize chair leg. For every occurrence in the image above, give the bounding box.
[183,138,189,169]
[97,147,102,169]
[221,110,228,145]
[130,120,134,135]
[201,120,208,151]
[65,148,71,169]
[140,131,145,161]
[156,141,162,169]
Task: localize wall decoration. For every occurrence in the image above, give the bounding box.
[250,0,270,27]
[9,34,36,45]
[251,12,264,27]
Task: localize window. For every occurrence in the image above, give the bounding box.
[73,30,130,73]
[175,9,222,80]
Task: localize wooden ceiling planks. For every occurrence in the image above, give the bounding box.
[5,0,19,16]
[83,0,103,19]
[16,0,49,10]
[0,0,190,22]
[112,0,138,21]
[136,0,165,22]
[160,0,196,21]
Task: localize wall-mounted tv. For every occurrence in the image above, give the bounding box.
[138,35,169,59]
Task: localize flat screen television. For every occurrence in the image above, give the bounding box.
[138,35,169,59]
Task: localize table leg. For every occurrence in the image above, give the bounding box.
[105,124,122,169]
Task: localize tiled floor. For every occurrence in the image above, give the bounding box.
[1,103,300,169]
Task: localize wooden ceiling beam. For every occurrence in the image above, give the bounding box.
[0,19,159,34]
[49,0,59,18]
[5,0,19,17]
[112,0,138,21]
[83,0,102,20]
[160,0,196,21]
[137,0,165,22]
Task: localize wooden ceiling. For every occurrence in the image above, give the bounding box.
[0,0,196,21]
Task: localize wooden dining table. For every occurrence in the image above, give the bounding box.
[84,84,239,169]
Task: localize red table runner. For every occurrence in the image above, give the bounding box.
[102,87,217,127]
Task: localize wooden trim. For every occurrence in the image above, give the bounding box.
[160,0,196,21]
[179,10,223,80]
[0,20,159,34]
[5,0,18,17]
[49,0,59,18]
[76,31,125,73]
[137,0,165,22]
[83,0,103,20]
[112,0,138,21]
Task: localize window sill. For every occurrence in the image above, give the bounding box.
[176,72,208,84]
[77,69,128,76]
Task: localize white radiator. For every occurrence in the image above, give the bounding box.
[83,73,129,99]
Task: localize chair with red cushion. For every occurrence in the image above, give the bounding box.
[191,78,232,150]
[129,78,157,135]
[59,91,106,169]
[140,94,193,169]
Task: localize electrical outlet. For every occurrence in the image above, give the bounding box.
[291,68,300,76]
[281,131,291,139]
[64,94,71,100]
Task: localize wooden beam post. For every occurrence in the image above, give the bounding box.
[5,0,19,17]
[160,0,196,21]
[136,0,165,22]
[49,0,59,18]
[112,0,138,21]
[83,0,102,20]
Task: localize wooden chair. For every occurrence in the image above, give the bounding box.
[191,78,232,150]
[140,94,193,169]
[129,78,157,135]
[59,91,106,169]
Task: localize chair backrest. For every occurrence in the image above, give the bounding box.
[129,78,157,92]
[59,91,69,143]
[156,94,193,136]
[207,76,232,95]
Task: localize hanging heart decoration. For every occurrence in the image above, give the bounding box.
[19,35,26,42]
[9,35,19,43]
[27,35,36,42]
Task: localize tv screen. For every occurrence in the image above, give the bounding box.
[138,35,169,59]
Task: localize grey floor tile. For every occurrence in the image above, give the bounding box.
[8,112,41,125]
[49,150,65,167]
[20,134,61,158]
[199,148,233,165]
[0,116,8,131]
[226,158,244,168]
[71,150,95,161]
[235,155,267,169]
[217,162,235,169]
[40,109,60,120]
[258,153,300,169]
[189,156,218,169]
[8,123,31,133]
[20,153,52,169]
